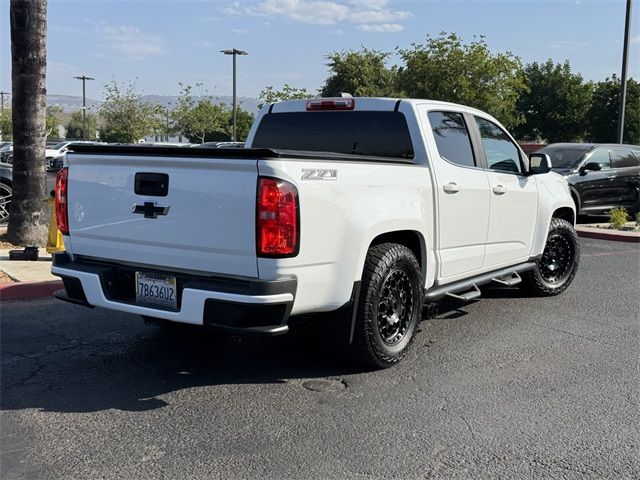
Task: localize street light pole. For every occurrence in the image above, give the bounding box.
[221,49,249,142]
[166,102,171,142]
[0,91,7,141]
[616,0,633,144]
[73,75,94,140]
[0,91,8,114]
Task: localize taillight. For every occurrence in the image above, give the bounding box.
[257,177,299,257]
[55,167,69,235]
[306,98,355,111]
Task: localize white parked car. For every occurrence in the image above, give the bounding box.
[46,141,100,171]
[51,97,579,368]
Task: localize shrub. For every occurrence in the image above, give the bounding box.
[609,207,628,229]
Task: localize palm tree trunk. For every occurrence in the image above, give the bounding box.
[7,0,48,245]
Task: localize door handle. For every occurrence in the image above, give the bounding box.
[443,182,460,193]
[135,172,169,196]
[607,175,616,179]
[493,185,507,195]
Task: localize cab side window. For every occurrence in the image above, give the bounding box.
[610,149,640,168]
[474,117,522,174]
[586,149,611,169]
[428,111,476,168]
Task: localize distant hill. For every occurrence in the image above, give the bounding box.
[46,94,260,113]
[46,94,102,112]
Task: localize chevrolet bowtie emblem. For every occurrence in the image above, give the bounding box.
[132,202,170,219]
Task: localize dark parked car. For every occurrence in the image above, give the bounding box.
[537,143,640,217]
[0,142,13,164]
[0,162,11,223]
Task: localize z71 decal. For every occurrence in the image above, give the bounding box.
[301,169,338,181]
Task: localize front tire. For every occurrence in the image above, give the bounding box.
[521,218,580,296]
[351,243,424,368]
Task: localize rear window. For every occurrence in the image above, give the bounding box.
[252,111,414,160]
[428,111,476,168]
[611,149,640,168]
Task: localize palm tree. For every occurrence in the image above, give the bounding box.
[7,0,49,245]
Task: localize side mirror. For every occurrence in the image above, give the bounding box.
[528,153,552,175]
[579,162,602,175]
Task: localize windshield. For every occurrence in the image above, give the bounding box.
[51,141,69,150]
[537,146,591,170]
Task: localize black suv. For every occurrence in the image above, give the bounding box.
[536,143,640,217]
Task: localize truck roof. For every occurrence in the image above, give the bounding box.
[269,97,491,117]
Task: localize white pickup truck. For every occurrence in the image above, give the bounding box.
[52,97,579,368]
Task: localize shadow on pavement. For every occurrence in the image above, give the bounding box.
[0,306,370,414]
[0,286,522,414]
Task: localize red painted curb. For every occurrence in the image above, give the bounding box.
[577,228,640,244]
[0,280,64,302]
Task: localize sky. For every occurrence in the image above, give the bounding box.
[1,0,639,101]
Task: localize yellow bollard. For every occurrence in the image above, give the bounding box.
[46,193,65,253]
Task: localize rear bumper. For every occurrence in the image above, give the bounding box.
[51,253,296,335]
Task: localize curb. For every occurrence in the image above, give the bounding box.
[0,280,63,302]
[576,227,640,244]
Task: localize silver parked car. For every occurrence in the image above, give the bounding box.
[0,142,13,164]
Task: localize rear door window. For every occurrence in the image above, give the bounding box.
[610,149,640,168]
[474,117,522,174]
[427,111,476,168]
[252,111,414,160]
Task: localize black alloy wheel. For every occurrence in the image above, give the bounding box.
[377,269,415,346]
[521,217,580,296]
[538,233,575,284]
[352,243,423,368]
[0,182,11,223]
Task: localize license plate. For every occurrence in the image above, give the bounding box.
[135,272,177,309]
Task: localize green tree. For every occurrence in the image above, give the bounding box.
[45,105,63,139]
[514,60,593,143]
[320,47,397,97]
[171,84,229,143]
[259,84,312,104]
[588,75,640,144]
[7,0,48,245]
[98,80,162,143]
[396,33,527,129]
[0,109,12,141]
[229,106,254,142]
[65,110,98,140]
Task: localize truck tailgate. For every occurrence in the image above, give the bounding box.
[66,154,259,277]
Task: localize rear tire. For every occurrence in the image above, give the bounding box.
[521,218,579,296]
[351,243,423,368]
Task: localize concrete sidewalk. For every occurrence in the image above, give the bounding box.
[0,248,57,282]
[576,223,640,243]
[0,248,62,301]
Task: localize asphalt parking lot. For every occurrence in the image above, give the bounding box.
[1,237,638,479]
